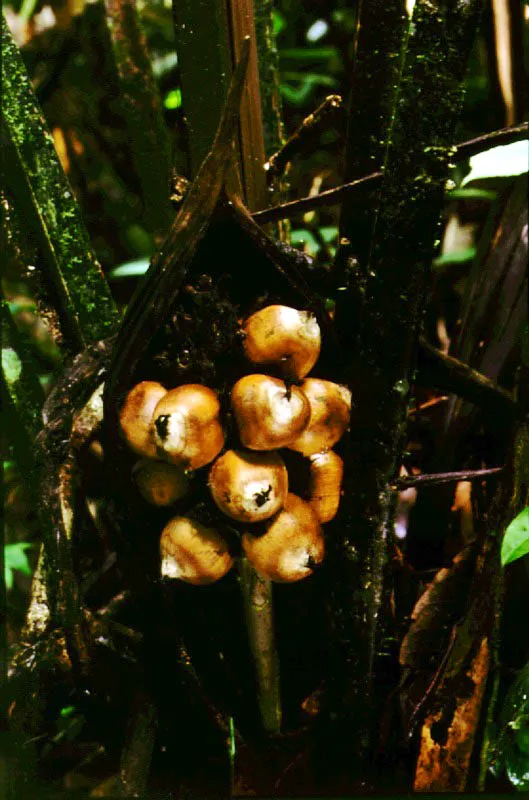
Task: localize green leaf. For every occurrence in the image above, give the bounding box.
[279,47,338,61]
[447,187,497,201]
[229,716,236,761]
[108,258,151,280]
[433,246,477,268]
[164,88,182,110]
[1,301,45,472]
[517,728,529,756]
[272,9,286,37]
[290,229,319,254]
[505,744,529,791]
[462,141,529,185]
[490,661,529,783]
[1,16,118,349]
[103,0,172,239]
[501,506,529,566]
[319,226,338,243]
[5,542,34,590]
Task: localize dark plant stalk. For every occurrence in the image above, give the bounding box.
[206,0,285,729]
[0,459,6,733]
[103,0,173,243]
[338,0,409,269]
[394,466,503,489]
[417,337,516,414]
[264,94,342,179]
[117,693,158,797]
[325,0,486,776]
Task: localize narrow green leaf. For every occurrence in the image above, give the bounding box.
[279,47,338,61]
[1,15,118,350]
[228,716,236,761]
[501,506,529,566]
[5,542,34,590]
[1,300,44,472]
[103,0,173,240]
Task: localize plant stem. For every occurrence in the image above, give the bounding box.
[394,466,503,489]
[417,337,516,414]
[338,0,409,269]
[0,458,6,734]
[253,122,528,224]
[325,0,486,776]
[239,558,281,733]
[117,692,158,797]
[1,15,118,352]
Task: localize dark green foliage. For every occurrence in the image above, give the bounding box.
[1,14,119,352]
[1,0,528,795]
[103,0,173,241]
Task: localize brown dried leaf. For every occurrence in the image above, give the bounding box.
[400,545,476,671]
[414,636,490,792]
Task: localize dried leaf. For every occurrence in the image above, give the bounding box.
[414,637,490,792]
[400,546,476,672]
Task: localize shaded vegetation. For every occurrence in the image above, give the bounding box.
[1,0,528,797]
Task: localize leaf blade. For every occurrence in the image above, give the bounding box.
[501,506,529,566]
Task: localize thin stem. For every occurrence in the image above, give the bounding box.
[454,120,527,159]
[394,466,503,489]
[238,558,281,733]
[417,337,516,413]
[264,94,343,179]
[253,171,382,224]
[253,122,528,224]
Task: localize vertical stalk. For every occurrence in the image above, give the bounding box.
[103,0,173,243]
[226,0,282,732]
[338,0,409,269]
[328,0,485,775]
[172,0,282,733]
[1,15,118,351]
[0,458,6,734]
[239,558,281,732]
[172,0,232,176]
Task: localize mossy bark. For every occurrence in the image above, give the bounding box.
[325,0,486,780]
[1,15,118,353]
[103,0,173,243]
